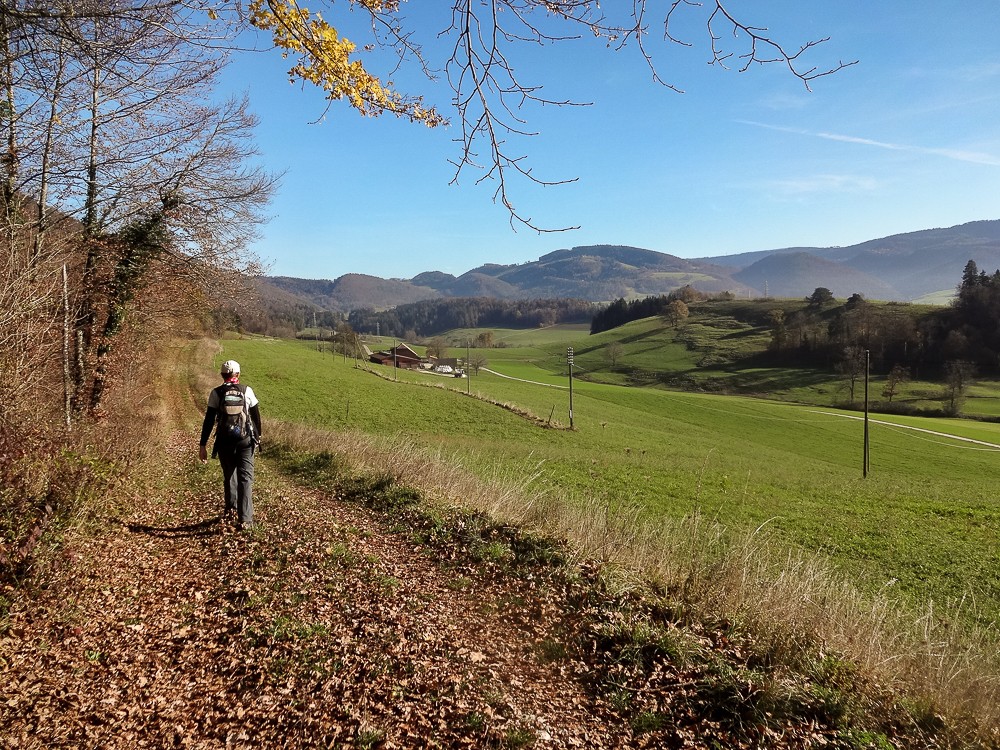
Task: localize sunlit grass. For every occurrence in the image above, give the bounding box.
[217,334,1000,629]
[259,390,1000,747]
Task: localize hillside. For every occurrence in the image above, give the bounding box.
[732,251,898,299]
[2,341,969,749]
[262,220,1000,313]
[700,219,1000,300]
[265,246,750,313]
[266,273,442,312]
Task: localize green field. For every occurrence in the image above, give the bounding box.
[434,316,1000,419]
[215,334,1000,626]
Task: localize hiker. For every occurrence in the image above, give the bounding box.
[198,360,262,529]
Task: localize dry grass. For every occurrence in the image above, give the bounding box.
[266,420,539,515]
[267,419,1000,745]
[1,327,179,590]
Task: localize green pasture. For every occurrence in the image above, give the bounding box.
[458,315,790,392]
[441,324,591,349]
[215,336,1000,627]
[466,315,1000,420]
[913,288,956,306]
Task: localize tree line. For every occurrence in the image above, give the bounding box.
[590,286,727,334]
[592,264,1000,388]
[764,277,1000,382]
[348,297,597,339]
[1,4,278,422]
[950,260,1000,363]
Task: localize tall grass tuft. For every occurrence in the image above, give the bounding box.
[268,419,1000,745]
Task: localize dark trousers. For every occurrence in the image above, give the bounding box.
[217,441,255,526]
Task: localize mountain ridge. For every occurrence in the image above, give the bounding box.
[266,220,1000,312]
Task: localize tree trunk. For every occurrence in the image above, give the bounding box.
[63,264,72,427]
[33,37,67,264]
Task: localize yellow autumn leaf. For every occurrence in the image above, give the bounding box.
[248,0,443,126]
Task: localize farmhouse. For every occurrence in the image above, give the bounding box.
[429,356,460,370]
[370,342,422,369]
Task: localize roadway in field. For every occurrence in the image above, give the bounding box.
[481,367,1000,450]
[481,367,568,389]
[809,410,1000,450]
[481,365,1000,451]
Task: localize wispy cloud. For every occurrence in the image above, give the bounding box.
[756,92,811,112]
[764,173,881,197]
[901,61,1000,84]
[739,120,1000,167]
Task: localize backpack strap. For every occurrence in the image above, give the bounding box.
[215,382,247,399]
[236,384,253,438]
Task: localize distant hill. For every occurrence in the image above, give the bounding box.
[263,220,1000,313]
[266,273,441,312]
[266,246,751,313]
[699,220,1000,300]
[732,252,898,300]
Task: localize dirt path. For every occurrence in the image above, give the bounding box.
[2,340,928,749]
[0,423,630,749]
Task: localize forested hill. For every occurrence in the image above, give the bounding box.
[347,297,597,339]
[267,246,738,312]
[264,220,1000,313]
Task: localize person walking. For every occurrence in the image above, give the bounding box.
[199,360,262,529]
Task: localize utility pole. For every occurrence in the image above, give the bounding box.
[467,340,471,395]
[393,339,397,381]
[567,347,575,429]
[863,349,870,477]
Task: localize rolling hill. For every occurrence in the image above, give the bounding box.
[264,220,1000,312]
[731,251,898,300]
[700,219,1000,300]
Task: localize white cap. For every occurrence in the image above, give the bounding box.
[220,360,240,376]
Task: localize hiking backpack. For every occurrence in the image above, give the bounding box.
[216,383,252,443]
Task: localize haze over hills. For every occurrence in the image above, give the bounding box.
[698,220,1000,301]
[263,220,1000,313]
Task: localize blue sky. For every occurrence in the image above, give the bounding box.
[219,2,1000,281]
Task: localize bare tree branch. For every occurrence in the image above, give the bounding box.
[431,0,855,231]
[2,1,855,236]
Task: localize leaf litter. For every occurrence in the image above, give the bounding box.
[0,430,927,749]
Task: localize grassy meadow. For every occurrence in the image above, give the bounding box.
[217,329,1000,629]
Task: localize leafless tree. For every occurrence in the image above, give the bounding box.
[425,336,448,361]
[0,2,276,414]
[882,363,909,404]
[468,350,488,375]
[835,345,867,403]
[943,360,975,414]
[767,308,787,352]
[605,341,624,367]
[3,2,852,235]
[336,322,358,357]
[663,299,689,328]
